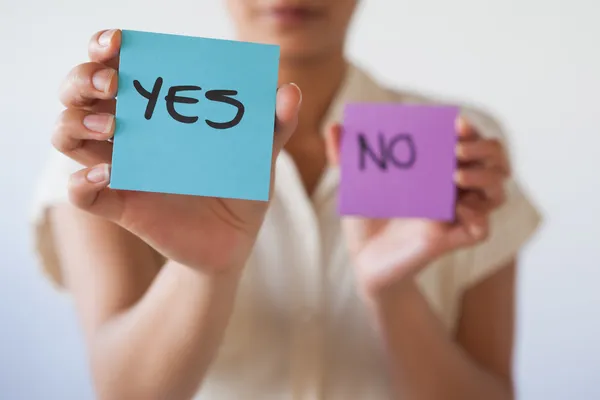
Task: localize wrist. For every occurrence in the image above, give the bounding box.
[166,260,244,290]
[364,277,420,308]
[353,237,442,300]
[359,277,424,338]
[355,257,427,305]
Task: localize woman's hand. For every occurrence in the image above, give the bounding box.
[325,117,509,298]
[53,29,302,273]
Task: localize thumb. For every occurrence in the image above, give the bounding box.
[272,83,302,158]
[67,164,124,222]
[324,123,343,166]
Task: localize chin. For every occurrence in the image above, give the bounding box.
[279,43,324,61]
[237,28,338,61]
[266,33,336,62]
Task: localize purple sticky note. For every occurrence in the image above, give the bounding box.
[339,104,459,220]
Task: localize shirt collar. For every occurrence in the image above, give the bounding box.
[278,63,397,207]
[320,63,397,133]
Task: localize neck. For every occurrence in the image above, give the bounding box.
[278,49,348,135]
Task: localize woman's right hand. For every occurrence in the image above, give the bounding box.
[54,29,302,273]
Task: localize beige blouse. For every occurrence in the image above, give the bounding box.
[31,64,542,399]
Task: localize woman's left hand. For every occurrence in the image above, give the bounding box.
[325,117,510,299]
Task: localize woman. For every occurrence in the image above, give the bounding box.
[33,1,541,399]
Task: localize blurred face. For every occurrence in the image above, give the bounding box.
[227,0,358,60]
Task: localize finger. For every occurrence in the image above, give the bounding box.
[59,62,118,108]
[258,83,301,202]
[456,116,479,140]
[88,29,121,69]
[272,83,302,158]
[458,179,506,210]
[68,164,124,222]
[458,191,489,211]
[483,185,506,209]
[459,204,489,241]
[454,166,505,190]
[83,98,116,114]
[456,138,508,171]
[325,123,343,166]
[52,108,114,166]
[449,204,490,248]
[458,189,505,213]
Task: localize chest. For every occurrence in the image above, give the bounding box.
[203,189,391,399]
[197,155,462,399]
[284,132,328,196]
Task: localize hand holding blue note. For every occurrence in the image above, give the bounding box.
[53,29,302,272]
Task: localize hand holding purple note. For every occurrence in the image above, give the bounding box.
[339,104,459,220]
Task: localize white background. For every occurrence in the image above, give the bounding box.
[1,0,599,399]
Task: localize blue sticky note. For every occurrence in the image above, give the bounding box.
[110,30,280,201]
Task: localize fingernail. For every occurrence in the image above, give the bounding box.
[289,82,302,109]
[454,170,462,183]
[455,143,464,158]
[98,29,116,47]
[469,225,483,238]
[92,69,114,93]
[455,116,466,132]
[83,114,113,134]
[87,165,109,183]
